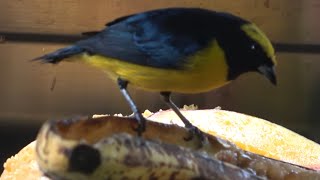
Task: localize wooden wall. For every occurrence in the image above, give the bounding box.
[0,0,320,136]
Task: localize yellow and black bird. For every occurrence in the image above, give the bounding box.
[34,8,277,139]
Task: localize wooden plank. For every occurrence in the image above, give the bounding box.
[0,41,314,130]
[0,0,319,43]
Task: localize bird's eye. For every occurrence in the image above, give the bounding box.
[251,44,256,50]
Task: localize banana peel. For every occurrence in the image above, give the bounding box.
[34,109,320,180]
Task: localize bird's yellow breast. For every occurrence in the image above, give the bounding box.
[80,40,229,93]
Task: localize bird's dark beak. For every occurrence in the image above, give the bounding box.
[257,65,277,85]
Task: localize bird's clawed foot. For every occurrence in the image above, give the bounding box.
[184,125,207,145]
[132,113,146,137]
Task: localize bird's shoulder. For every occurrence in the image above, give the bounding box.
[78,8,235,69]
[118,8,220,68]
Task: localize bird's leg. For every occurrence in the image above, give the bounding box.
[117,78,146,136]
[160,92,206,142]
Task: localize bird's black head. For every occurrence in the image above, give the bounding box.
[215,13,277,85]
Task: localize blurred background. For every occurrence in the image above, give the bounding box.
[1,0,320,171]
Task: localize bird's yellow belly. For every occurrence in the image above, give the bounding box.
[80,40,229,93]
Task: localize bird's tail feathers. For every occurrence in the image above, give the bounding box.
[32,45,85,64]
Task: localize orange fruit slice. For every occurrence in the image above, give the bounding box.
[148,109,320,170]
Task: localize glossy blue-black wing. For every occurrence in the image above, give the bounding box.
[76,8,216,69]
